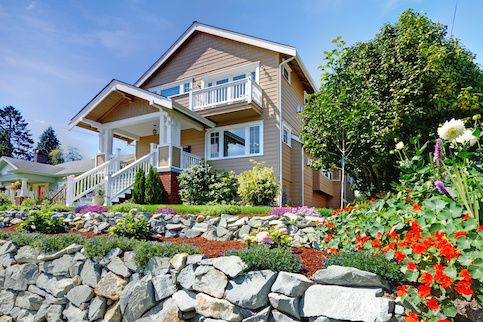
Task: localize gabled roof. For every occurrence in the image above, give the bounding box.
[69,79,215,130]
[135,21,316,91]
[0,157,95,177]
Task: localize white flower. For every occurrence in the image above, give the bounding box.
[455,129,478,146]
[437,119,466,141]
[395,142,404,150]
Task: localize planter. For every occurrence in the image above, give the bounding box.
[92,196,105,206]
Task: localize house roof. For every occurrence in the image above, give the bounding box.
[135,21,317,92]
[69,79,216,130]
[0,156,95,177]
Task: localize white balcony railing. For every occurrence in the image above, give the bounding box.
[181,151,201,169]
[190,78,262,110]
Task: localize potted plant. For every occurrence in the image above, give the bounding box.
[92,187,105,206]
[8,181,21,191]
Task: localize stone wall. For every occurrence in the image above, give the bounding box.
[0,239,406,322]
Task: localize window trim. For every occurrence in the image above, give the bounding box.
[282,65,292,84]
[282,123,292,147]
[201,62,260,88]
[148,78,193,98]
[205,120,264,160]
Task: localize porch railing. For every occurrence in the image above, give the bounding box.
[190,78,262,110]
[181,151,201,169]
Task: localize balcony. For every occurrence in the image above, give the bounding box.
[189,78,263,122]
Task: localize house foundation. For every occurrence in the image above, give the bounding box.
[159,171,181,204]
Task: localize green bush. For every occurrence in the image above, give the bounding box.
[145,166,163,204]
[318,208,334,217]
[238,160,278,206]
[132,168,146,204]
[208,170,238,205]
[83,236,139,259]
[133,241,200,267]
[43,203,73,213]
[0,193,12,207]
[226,245,301,273]
[110,202,139,213]
[0,231,85,253]
[21,198,37,208]
[202,205,241,216]
[109,214,153,240]
[323,251,403,284]
[17,211,66,234]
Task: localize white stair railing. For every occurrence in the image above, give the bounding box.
[108,151,155,202]
[181,151,201,169]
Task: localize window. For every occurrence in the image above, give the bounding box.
[202,62,260,88]
[282,124,292,147]
[282,65,291,83]
[149,79,192,98]
[296,104,303,113]
[207,122,263,160]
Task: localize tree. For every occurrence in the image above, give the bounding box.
[0,106,34,160]
[301,10,483,195]
[36,126,61,164]
[48,148,64,165]
[64,146,83,162]
[132,168,146,204]
[145,166,163,204]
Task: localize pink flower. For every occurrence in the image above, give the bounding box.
[279,227,288,234]
[256,231,273,245]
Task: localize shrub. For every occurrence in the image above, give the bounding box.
[324,251,403,284]
[0,193,12,207]
[207,170,238,205]
[109,214,153,240]
[47,204,74,213]
[226,245,301,273]
[154,207,177,215]
[110,202,138,213]
[21,198,37,208]
[238,160,277,206]
[17,211,66,234]
[202,205,241,216]
[145,166,163,204]
[78,205,108,214]
[83,236,138,259]
[132,168,146,204]
[318,208,333,217]
[243,225,292,248]
[133,241,200,267]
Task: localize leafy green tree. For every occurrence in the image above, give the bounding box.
[64,146,83,162]
[36,126,61,164]
[132,168,146,204]
[48,148,64,165]
[0,106,34,160]
[302,10,483,195]
[145,166,163,204]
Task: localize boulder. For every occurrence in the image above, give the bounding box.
[300,284,393,322]
[4,263,39,291]
[66,285,94,307]
[268,293,299,319]
[119,274,155,321]
[88,296,106,321]
[94,272,127,300]
[63,303,87,321]
[271,310,299,322]
[123,251,141,272]
[242,306,271,322]
[51,254,74,276]
[36,273,78,298]
[193,268,228,298]
[172,289,197,312]
[80,259,101,288]
[224,270,277,309]
[144,257,170,275]
[107,256,130,278]
[271,272,313,297]
[37,244,82,261]
[195,293,242,322]
[152,274,177,301]
[14,291,43,310]
[45,304,64,322]
[177,264,196,290]
[170,253,188,271]
[104,301,121,322]
[212,256,247,278]
[0,241,16,256]
[0,290,16,315]
[311,265,390,290]
[14,246,39,264]
[137,298,182,322]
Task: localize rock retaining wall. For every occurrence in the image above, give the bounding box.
[0,239,406,322]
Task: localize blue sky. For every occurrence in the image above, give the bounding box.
[1,0,482,158]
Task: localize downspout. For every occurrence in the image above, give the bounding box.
[301,142,304,206]
[278,57,295,207]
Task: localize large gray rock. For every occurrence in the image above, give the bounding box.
[195,293,242,322]
[107,256,130,278]
[37,244,82,261]
[36,273,78,297]
[152,274,177,301]
[137,298,182,322]
[212,256,247,278]
[80,259,101,287]
[88,296,106,321]
[178,264,196,290]
[0,290,16,315]
[172,289,197,312]
[271,272,313,297]
[271,310,299,322]
[170,253,188,272]
[268,293,299,319]
[4,263,39,290]
[66,285,94,307]
[0,241,16,256]
[312,265,390,290]
[193,267,227,298]
[119,274,155,321]
[45,304,64,322]
[242,307,271,322]
[51,254,74,276]
[104,301,121,322]
[63,303,87,321]
[123,251,140,272]
[224,270,277,309]
[14,246,39,263]
[0,253,14,267]
[94,272,127,300]
[14,291,43,310]
[144,257,170,275]
[300,284,393,322]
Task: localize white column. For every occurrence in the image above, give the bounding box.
[19,178,28,198]
[104,128,114,159]
[171,116,181,147]
[98,129,106,154]
[159,114,167,146]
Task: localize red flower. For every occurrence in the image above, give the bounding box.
[420,272,433,285]
[478,225,483,232]
[411,242,428,254]
[412,204,421,211]
[426,298,439,310]
[438,241,460,260]
[369,198,376,203]
[405,189,412,193]
[382,242,396,252]
[394,251,406,263]
[417,284,432,298]
[325,221,334,228]
[407,262,417,271]
[461,213,470,221]
[405,312,419,322]
[438,320,450,322]
[434,270,452,288]
[371,238,382,248]
[455,280,473,296]
[397,285,408,297]
[454,231,467,239]
[433,263,444,272]
[460,269,472,281]
[434,231,446,241]
[324,234,333,243]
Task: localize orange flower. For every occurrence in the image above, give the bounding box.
[405,312,419,322]
[371,238,382,248]
[397,285,408,296]
[369,198,376,203]
[461,213,470,221]
[382,242,396,252]
[394,251,406,263]
[454,231,467,239]
[434,231,446,241]
[438,241,460,260]
[407,262,417,271]
[455,280,473,295]
[325,221,334,228]
[438,320,450,322]
[434,270,452,288]
[417,284,431,298]
[324,233,333,243]
[433,263,444,272]
[405,189,412,193]
[411,242,428,254]
[460,269,472,281]
[426,298,439,310]
[420,272,433,285]
[412,204,421,211]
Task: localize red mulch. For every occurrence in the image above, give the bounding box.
[155,236,246,258]
[293,247,327,277]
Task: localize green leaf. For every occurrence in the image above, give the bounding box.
[443,306,458,317]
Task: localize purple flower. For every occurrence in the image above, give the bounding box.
[154,207,177,215]
[432,180,453,199]
[256,231,273,245]
[74,205,86,214]
[78,205,108,214]
[434,139,442,167]
[268,206,321,217]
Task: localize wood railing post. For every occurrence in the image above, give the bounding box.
[66,175,74,206]
[104,173,112,206]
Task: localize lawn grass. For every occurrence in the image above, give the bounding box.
[108,203,272,215]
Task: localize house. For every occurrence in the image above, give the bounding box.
[67,22,353,207]
[0,157,95,202]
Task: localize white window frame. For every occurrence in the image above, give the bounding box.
[282,65,292,84]
[148,78,193,98]
[206,120,264,160]
[282,123,292,147]
[201,62,260,88]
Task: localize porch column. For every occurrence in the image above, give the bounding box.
[170,116,181,147]
[19,178,28,198]
[159,113,168,146]
[104,128,114,159]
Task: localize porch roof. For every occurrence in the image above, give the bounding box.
[68,79,216,133]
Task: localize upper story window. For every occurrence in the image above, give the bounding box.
[202,62,260,88]
[149,79,192,98]
[207,121,263,160]
[282,123,292,147]
[282,65,292,84]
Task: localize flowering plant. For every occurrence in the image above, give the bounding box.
[268,206,321,217]
[75,205,108,214]
[242,224,293,248]
[154,207,177,215]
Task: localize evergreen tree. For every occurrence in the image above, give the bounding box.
[132,168,146,204]
[0,106,34,160]
[64,146,83,162]
[145,166,163,204]
[36,126,61,164]
[49,148,64,165]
